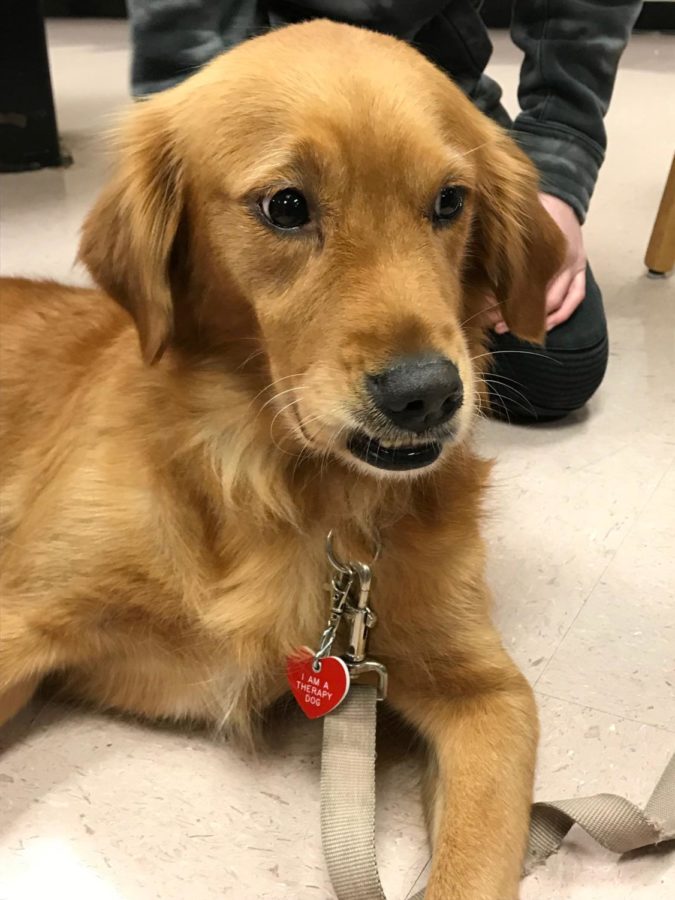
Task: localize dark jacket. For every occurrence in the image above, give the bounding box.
[128,0,643,220]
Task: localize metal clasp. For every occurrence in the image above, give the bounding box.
[342,561,374,666]
[325,535,388,702]
[313,568,354,668]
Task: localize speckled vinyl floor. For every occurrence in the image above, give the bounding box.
[1,20,674,900]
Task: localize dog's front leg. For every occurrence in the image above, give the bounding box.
[389,659,538,900]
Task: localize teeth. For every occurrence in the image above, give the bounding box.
[372,440,423,449]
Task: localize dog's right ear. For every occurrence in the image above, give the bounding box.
[468,131,566,344]
[79,101,184,364]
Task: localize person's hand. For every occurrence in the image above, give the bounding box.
[538,192,587,331]
[487,193,587,335]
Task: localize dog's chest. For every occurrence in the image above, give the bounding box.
[81,551,332,729]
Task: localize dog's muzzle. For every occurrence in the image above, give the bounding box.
[347,353,463,471]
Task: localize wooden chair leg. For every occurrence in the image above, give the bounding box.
[645,154,675,276]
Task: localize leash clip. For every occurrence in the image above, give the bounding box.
[313,569,354,668]
[325,535,388,701]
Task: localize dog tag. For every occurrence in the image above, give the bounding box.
[286,648,350,719]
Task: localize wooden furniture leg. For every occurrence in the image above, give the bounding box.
[645,153,675,277]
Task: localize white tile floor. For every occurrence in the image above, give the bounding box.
[1,19,674,900]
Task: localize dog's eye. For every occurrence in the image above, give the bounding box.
[433,186,465,223]
[261,189,310,230]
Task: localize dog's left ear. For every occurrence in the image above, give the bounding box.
[467,132,566,343]
[79,100,184,363]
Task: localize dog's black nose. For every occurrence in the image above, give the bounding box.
[366,354,464,433]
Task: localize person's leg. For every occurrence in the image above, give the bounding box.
[487,265,609,422]
[127,0,261,97]
[127,1,506,106]
[414,1,513,129]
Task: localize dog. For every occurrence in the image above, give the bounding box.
[0,20,564,899]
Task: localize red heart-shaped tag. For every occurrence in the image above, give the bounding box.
[286,648,350,719]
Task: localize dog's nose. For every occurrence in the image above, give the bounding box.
[366,354,464,433]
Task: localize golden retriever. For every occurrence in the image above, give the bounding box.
[0,20,564,899]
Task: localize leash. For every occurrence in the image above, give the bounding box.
[287,536,675,900]
[322,684,675,900]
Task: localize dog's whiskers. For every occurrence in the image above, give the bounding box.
[268,399,306,458]
[474,386,511,422]
[259,385,309,415]
[457,139,491,159]
[288,407,347,483]
[248,372,305,409]
[482,376,537,417]
[482,370,527,389]
[235,348,266,372]
[320,422,349,482]
[471,349,563,365]
[459,298,504,329]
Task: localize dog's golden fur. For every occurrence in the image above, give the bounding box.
[0,21,564,898]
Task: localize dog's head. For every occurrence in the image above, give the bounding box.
[80,21,564,478]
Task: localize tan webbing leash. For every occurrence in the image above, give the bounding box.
[302,536,675,899]
[321,684,675,900]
